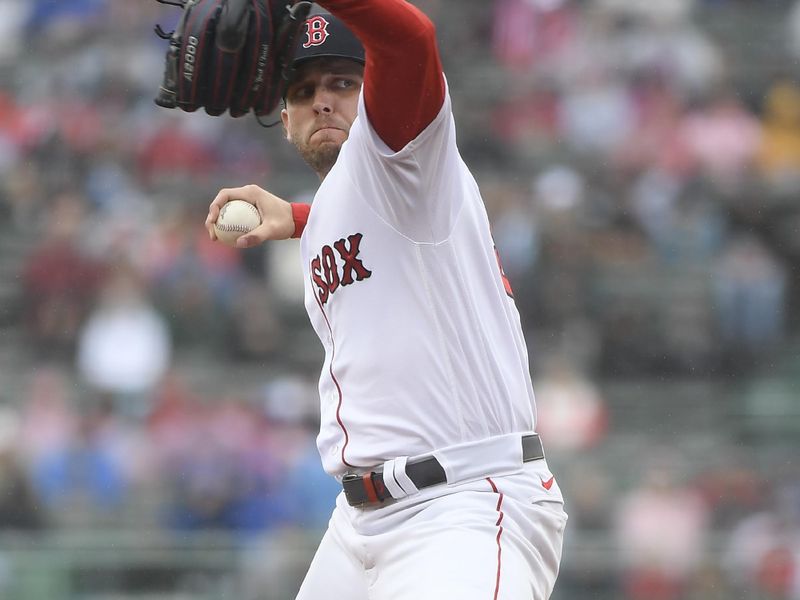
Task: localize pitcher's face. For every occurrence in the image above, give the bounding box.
[281,58,364,178]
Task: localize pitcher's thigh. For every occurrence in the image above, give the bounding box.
[295,525,370,600]
[369,516,551,599]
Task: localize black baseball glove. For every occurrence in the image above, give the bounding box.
[153,0,311,118]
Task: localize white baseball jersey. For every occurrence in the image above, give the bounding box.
[300,82,537,477]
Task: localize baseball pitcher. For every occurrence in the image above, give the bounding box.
[156,0,568,597]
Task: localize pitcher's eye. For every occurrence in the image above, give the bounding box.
[332,77,360,91]
[289,84,314,101]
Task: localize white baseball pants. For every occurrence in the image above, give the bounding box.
[295,458,567,600]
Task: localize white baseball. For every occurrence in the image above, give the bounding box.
[214,199,262,247]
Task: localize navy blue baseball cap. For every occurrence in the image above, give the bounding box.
[291,11,365,67]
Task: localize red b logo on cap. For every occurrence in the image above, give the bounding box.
[303,16,330,48]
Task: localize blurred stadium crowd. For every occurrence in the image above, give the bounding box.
[0,0,800,598]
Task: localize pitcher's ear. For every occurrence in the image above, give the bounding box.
[280,108,290,140]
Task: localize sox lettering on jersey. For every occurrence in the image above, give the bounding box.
[311,233,372,304]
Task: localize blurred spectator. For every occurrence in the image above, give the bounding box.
[20,191,106,358]
[757,78,800,192]
[560,460,614,533]
[259,375,335,529]
[1,158,46,227]
[489,181,540,279]
[152,377,323,537]
[137,120,218,186]
[678,89,762,192]
[87,392,158,508]
[18,366,78,467]
[712,233,787,364]
[260,376,320,478]
[558,71,635,156]
[492,0,577,72]
[146,370,204,464]
[593,0,723,98]
[84,147,151,218]
[533,355,608,453]
[724,483,800,600]
[0,407,44,531]
[613,75,688,178]
[76,258,172,404]
[143,202,246,345]
[528,167,609,349]
[631,176,727,264]
[29,399,129,527]
[164,397,288,536]
[614,456,711,600]
[532,164,586,234]
[484,180,540,320]
[280,438,341,530]
[227,279,284,360]
[491,82,561,151]
[628,169,683,258]
[694,457,771,530]
[166,433,251,532]
[0,1,29,62]
[267,236,308,307]
[26,0,107,41]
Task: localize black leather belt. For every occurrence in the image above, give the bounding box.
[342,434,544,507]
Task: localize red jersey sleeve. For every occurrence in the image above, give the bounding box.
[318,0,445,152]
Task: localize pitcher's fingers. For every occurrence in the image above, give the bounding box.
[209,188,234,215]
[205,204,218,238]
[234,222,272,249]
[207,188,245,238]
